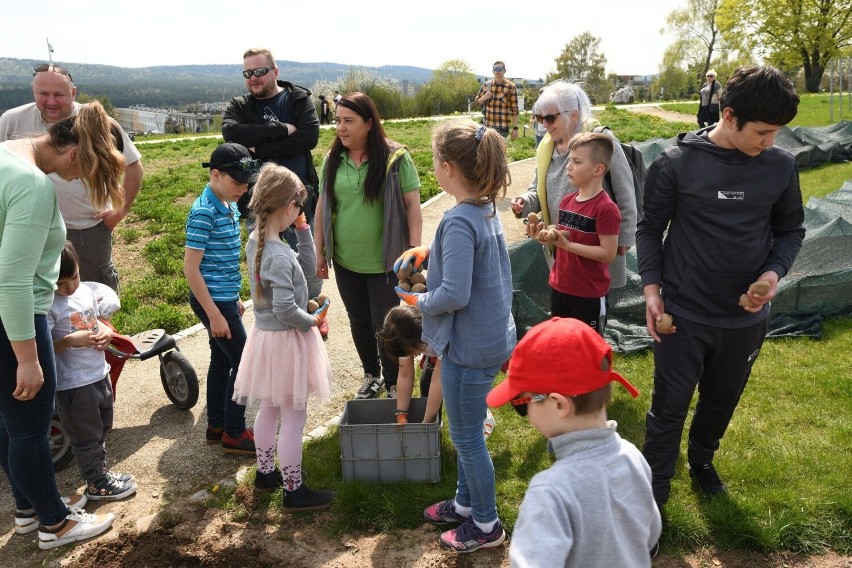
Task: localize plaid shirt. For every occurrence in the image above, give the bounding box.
[477,80,519,130]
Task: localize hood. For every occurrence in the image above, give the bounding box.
[277,80,312,99]
[677,129,756,166]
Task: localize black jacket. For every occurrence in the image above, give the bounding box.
[222,80,320,212]
[637,129,805,327]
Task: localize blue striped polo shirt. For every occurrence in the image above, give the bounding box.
[185,185,242,302]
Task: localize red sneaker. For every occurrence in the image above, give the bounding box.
[221,429,255,455]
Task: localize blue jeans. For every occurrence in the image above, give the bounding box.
[440,356,500,524]
[189,295,247,437]
[0,315,67,525]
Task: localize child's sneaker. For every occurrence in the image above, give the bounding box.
[355,373,383,399]
[254,468,283,494]
[221,429,256,455]
[14,494,87,534]
[106,470,135,483]
[86,472,137,501]
[38,509,114,550]
[205,425,224,445]
[423,499,467,525]
[283,483,336,512]
[440,518,506,553]
[483,408,496,440]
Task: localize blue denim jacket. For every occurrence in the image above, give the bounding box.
[420,202,516,368]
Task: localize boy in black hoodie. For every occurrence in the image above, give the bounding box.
[636,66,804,509]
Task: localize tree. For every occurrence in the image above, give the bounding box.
[76,92,117,119]
[416,59,480,115]
[547,32,609,103]
[719,0,852,92]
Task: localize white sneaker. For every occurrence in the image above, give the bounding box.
[14,494,88,535]
[38,509,114,550]
[483,409,496,440]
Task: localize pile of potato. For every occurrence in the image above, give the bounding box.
[396,264,427,293]
[527,212,568,244]
[307,293,330,313]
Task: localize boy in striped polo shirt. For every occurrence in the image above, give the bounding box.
[185,143,259,454]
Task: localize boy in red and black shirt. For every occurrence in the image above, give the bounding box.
[529,132,621,334]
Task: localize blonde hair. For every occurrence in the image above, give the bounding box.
[243,48,276,67]
[48,101,125,212]
[432,119,510,214]
[247,164,306,304]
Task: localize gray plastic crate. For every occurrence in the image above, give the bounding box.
[339,398,441,483]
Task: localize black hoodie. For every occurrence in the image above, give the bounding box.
[637,129,805,328]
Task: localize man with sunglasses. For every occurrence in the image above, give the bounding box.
[222,48,320,229]
[487,317,660,566]
[474,61,519,139]
[0,64,144,291]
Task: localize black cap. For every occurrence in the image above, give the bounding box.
[202,143,258,184]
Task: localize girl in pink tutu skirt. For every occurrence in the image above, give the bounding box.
[233,164,335,511]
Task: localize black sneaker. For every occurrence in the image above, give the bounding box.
[355,373,383,399]
[254,468,283,494]
[86,473,137,501]
[283,483,336,512]
[206,425,224,445]
[689,462,727,496]
[650,540,660,558]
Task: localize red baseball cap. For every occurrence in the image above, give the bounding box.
[487,317,639,407]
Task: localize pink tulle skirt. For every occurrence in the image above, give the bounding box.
[233,326,332,410]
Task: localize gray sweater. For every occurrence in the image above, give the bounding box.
[509,422,661,568]
[246,228,319,332]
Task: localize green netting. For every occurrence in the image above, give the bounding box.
[509,184,852,353]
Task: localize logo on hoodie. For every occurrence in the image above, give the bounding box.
[718,191,745,200]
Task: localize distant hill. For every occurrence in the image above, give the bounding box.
[0,58,434,111]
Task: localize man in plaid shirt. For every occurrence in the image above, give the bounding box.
[475,61,519,139]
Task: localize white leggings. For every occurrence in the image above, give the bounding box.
[254,401,307,491]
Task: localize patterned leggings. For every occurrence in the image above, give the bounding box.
[254,402,307,491]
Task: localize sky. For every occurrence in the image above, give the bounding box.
[2,0,686,79]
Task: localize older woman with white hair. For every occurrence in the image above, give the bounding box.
[510,80,637,295]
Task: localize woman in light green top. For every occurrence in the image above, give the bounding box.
[0,101,125,549]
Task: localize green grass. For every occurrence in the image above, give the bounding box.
[661,93,852,128]
[207,318,851,555]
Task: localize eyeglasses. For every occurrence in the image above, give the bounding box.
[493,66,506,72]
[220,158,261,172]
[33,64,73,82]
[510,393,548,417]
[242,67,274,79]
[533,113,561,125]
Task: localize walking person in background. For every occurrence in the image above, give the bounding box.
[475,61,519,139]
[395,119,515,554]
[233,164,335,510]
[0,63,144,291]
[0,102,123,549]
[510,80,637,293]
[638,66,804,509]
[185,143,259,455]
[314,92,423,400]
[318,95,331,125]
[697,69,723,128]
[49,242,137,502]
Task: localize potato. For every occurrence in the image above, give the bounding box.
[411,283,427,293]
[317,293,330,305]
[396,264,413,281]
[536,228,560,244]
[749,280,770,296]
[739,293,758,309]
[527,212,540,225]
[656,313,673,332]
[307,299,319,312]
[409,272,426,285]
[398,281,412,292]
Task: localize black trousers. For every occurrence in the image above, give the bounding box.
[333,261,399,387]
[642,315,768,507]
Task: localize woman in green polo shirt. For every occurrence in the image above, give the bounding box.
[314,92,422,400]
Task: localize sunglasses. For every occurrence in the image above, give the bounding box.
[219,158,261,172]
[533,113,561,125]
[510,393,548,417]
[493,66,506,72]
[242,67,274,79]
[33,64,73,82]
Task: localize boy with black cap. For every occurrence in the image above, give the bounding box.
[185,143,260,454]
[487,317,660,567]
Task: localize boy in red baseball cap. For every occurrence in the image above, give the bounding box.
[487,317,661,567]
